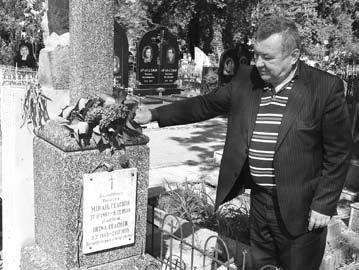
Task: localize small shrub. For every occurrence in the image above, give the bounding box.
[338,260,359,270]
[157,180,249,242]
[21,82,51,132]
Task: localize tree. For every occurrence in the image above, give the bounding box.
[114,0,150,54]
[250,0,358,72]
[141,0,254,61]
[0,0,44,65]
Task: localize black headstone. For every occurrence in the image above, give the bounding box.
[47,0,69,35]
[135,27,180,95]
[218,45,251,86]
[114,21,129,88]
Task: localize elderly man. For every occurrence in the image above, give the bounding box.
[135,16,352,269]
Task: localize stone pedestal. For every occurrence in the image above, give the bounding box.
[21,245,159,270]
[20,120,158,269]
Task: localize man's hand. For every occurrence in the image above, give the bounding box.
[308,210,331,231]
[134,105,152,125]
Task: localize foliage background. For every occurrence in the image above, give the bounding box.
[1,0,358,70]
[0,0,44,65]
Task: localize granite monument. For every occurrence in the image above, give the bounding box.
[21,1,159,269]
[135,27,181,96]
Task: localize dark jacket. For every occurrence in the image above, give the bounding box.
[153,61,352,236]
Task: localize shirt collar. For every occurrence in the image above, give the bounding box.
[273,65,298,93]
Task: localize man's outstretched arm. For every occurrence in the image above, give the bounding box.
[134,82,233,127]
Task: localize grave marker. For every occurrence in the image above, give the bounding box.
[135,27,181,96]
[82,168,137,254]
[47,0,69,35]
[114,21,129,88]
[20,1,160,269]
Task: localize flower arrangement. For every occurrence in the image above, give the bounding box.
[59,94,142,151]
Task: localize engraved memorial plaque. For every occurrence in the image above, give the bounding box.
[82,168,137,254]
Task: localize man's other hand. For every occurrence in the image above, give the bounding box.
[308,210,331,231]
[134,105,152,125]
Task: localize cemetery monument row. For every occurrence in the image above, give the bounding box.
[20,1,160,269]
[135,27,181,96]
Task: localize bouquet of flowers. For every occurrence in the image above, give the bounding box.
[59,94,142,151]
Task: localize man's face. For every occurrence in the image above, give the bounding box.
[253,33,298,86]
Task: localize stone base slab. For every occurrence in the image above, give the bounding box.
[133,88,181,96]
[33,137,149,268]
[21,244,160,270]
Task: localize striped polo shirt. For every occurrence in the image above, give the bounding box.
[248,76,296,188]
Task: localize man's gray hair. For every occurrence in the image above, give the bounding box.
[254,16,301,54]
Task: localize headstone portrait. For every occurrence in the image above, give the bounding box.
[142,45,155,64]
[136,27,180,95]
[138,43,159,85]
[218,44,251,86]
[14,43,37,69]
[160,44,178,84]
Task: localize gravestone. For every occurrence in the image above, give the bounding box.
[145,95,188,103]
[135,27,181,96]
[21,123,155,270]
[113,21,129,88]
[37,32,70,90]
[218,45,251,86]
[37,0,70,90]
[20,1,160,269]
[47,0,69,35]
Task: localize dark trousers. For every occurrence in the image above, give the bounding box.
[249,188,327,270]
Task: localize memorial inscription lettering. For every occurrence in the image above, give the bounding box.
[82,168,137,254]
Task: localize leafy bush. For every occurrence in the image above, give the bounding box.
[21,81,51,132]
[338,260,359,270]
[157,180,249,242]
[0,41,15,65]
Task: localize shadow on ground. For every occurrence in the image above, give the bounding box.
[167,120,227,166]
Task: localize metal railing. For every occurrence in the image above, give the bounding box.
[0,65,37,86]
[146,203,280,270]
